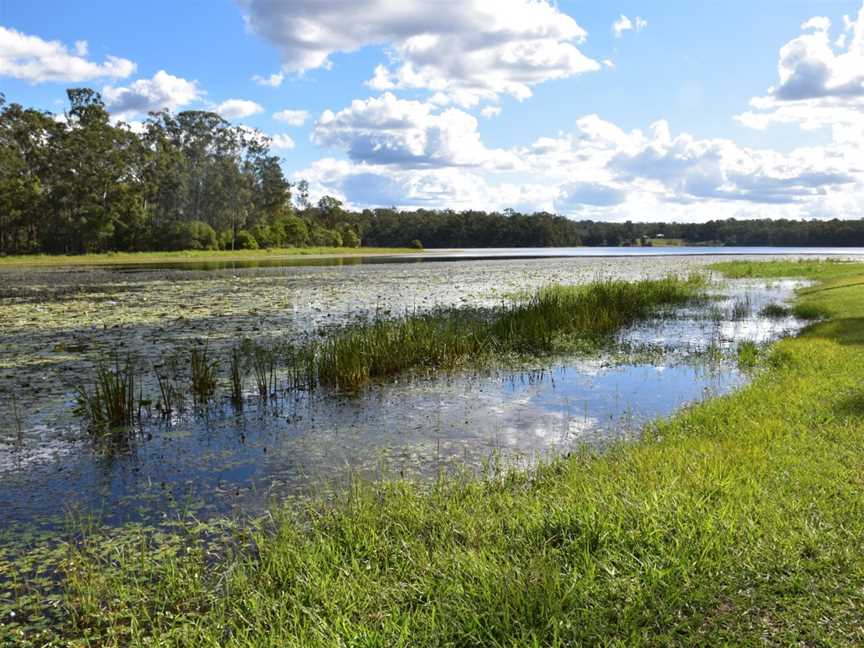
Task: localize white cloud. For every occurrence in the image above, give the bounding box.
[242,0,600,106]
[273,109,309,126]
[215,98,265,120]
[480,106,502,118]
[301,98,859,220]
[613,15,647,38]
[741,5,864,110]
[736,2,864,156]
[0,26,135,83]
[269,133,296,149]
[252,71,284,87]
[312,93,519,169]
[103,70,201,118]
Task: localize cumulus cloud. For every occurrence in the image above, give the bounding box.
[241,0,600,106]
[102,70,201,118]
[612,15,647,38]
[273,109,309,126]
[252,72,284,87]
[737,4,864,132]
[301,101,859,220]
[0,26,135,83]
[215,98,264,119]
[480,106,502,118]
[269,133,296,149]
[312,93,519,169]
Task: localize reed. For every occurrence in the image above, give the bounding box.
[314,275,704,392]
[75,354,137,432]
[228,346,245,408]
[251,344,278,399]
[154,355,184,415]
[190,346,218,404]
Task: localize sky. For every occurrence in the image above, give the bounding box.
[2,0,864,222]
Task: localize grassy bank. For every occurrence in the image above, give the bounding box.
[6,261,864,646]
[0,247,417,268]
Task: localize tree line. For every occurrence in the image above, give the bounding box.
[0,89,358,255]
[2,88,863,255]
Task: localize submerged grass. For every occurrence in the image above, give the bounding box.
[9,260,864,646]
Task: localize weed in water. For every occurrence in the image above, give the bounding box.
[154,354,184,416]
[190,346,218,404]
[251,344,278,399]
[736,340,759,369]
[760,303,791,318]
[75,354,138,433]
[228,346,246,409]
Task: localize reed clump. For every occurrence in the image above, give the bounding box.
[190,346,218,404]
[75,354,138,432]
[313,275,704,392]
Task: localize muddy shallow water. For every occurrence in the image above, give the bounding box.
[0,253,841,530]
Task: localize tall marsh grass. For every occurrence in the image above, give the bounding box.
[75,355,138,432]
[313,275,704,392]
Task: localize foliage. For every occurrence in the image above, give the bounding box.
[0,90,349,255]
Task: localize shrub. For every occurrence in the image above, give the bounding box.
[162,220,218,251]
[410,239,424,250]
[234,229,258,250]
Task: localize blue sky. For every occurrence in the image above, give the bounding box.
[2,0,864,221]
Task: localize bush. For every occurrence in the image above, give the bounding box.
[250,224,275,248]
[280,216,309,247]
[162,220,218,251]
[234,229,258,250]
[410,239,424,250]
[342,229,361,248]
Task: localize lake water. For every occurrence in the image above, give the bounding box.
[0,251,825,531]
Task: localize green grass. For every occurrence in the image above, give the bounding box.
[259,276,703,394]
[0,246,418,267]
[6,261,864,646]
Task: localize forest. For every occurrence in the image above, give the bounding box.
[2,88,864,255]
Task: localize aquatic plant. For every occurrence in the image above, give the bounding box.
[791,303,830,321]
[314,275,705,393]
[228,346,246,409]
[75,354,138,431]
[736,340,759,369]
[729,296,752,320]
[154,355,184,416]
[251,344,278,399]
[760,303,791,318]
[190,346,218,404]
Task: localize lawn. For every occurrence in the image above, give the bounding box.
[0,246,418,267]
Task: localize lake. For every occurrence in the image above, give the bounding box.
[0,249,859,532]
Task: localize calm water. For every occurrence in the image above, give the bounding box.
[0,262,810,531]
[101,246,864,271]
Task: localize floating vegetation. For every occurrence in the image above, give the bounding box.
[190,346,218,404]
[65,276,707,409]
[75,354,138,433]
